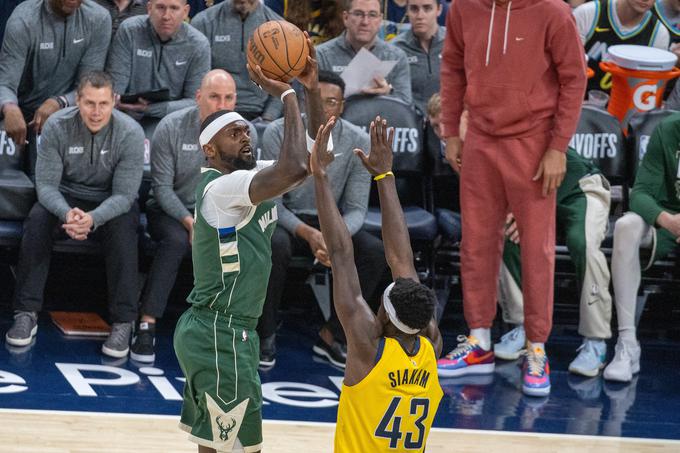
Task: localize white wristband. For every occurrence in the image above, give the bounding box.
[306,131,334,153]
[280,89,295,102]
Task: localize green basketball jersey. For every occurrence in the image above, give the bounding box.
[558,148,601,205]
[187,167,277,325]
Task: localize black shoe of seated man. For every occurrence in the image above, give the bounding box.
[259,334,276,368]
[130,321,155,363]
[313,338,346,369]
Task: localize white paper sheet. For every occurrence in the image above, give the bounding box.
[340,48,397,98]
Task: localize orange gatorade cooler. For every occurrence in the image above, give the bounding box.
[599,45,680,131]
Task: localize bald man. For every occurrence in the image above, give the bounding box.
[131,69,259,362]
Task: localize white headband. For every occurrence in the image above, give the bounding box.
[199,112,247,147]
[382,282,420,335]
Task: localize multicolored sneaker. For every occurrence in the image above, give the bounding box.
[437,335,495,377]
[522,345,551,397]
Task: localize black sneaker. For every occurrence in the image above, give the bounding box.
[313,338,346,369]
[259,334,276,369]
[130,321,156,362]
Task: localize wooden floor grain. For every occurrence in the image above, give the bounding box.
[1,410,678,452]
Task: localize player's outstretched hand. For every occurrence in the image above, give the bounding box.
[297,32,318,91]
[247,63,292,99]
[310,116,337,177]
[354,115,394,176]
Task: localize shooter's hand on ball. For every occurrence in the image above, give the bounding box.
[297,32,319,91]
[247,63,292,99]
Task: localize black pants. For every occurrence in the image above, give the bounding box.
[140,206,191,319]
[13,198,140,323]
[258,219,389,342]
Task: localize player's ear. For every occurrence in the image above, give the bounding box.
[202,143,215,158]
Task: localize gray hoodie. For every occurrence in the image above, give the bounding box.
[146,105,259,222]
[392,26,445,115]
[315,31,412,104]
[36,107,145,229]
[191,0,283,120]
[262,117,370,236]
[106,15,210,118]
[0,0,111,117]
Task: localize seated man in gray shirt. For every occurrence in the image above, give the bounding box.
[5,71,145,359]
[106,0,210,119]
[315,0,412,104]
[0,0,111,150]
[258,70,388,369]
[192,0,283,122]
[93,0,147,40]
[391,0,445,115]
[132,69,258,362]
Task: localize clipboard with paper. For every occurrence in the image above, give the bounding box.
[340,48,397,98]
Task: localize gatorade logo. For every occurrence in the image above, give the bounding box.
[568,133,618,159]
[632,84,657,111]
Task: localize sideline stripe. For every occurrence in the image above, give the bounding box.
[1,409,680,446]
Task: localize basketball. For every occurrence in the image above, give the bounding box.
[247,20,310,83]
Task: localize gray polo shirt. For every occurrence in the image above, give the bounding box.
[147,105,259,221]
[315,31,412,104]
[106,15,210,118]
[392,26,445,114]
[261,116,371,235]
[191,0,283,120]
[0,0,111,117]
[93,0,147,40]
[36,107,145,229]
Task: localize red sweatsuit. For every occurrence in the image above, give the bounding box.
[440,0,586,342]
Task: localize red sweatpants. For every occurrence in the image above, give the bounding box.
[460,129,556,343]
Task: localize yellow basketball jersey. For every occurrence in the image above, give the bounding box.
[334,336,443,453]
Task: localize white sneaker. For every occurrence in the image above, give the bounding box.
[494,325,525,360]
[603,340,640,383]
[568,338,606,377]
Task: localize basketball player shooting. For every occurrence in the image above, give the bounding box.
[311,116,443,452]
[173,47,336,451]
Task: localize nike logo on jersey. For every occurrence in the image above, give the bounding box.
[73,38,85,44]
[594,27,611,32]
[176,60,188,66]
[100,149,109,155]
[515,37,525,41]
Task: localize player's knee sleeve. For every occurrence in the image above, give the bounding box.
[612,214,645,255]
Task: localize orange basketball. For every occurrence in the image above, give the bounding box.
[247,20,309,83]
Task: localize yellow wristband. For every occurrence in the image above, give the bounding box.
[373,171,394,181]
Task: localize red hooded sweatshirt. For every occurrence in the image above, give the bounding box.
[440,0,586,152]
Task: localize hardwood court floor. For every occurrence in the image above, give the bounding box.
[1,410,679,453]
